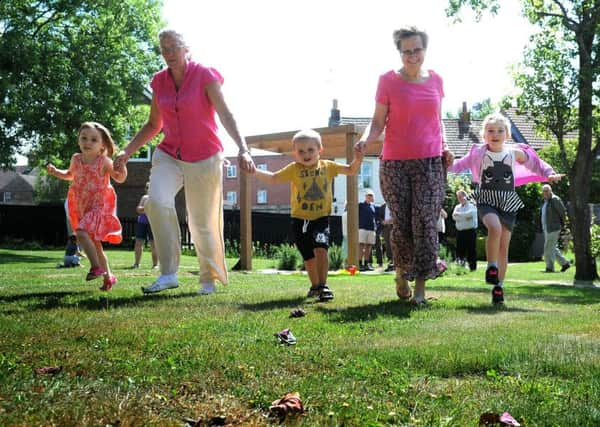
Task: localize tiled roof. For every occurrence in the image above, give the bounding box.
[442,118,483,158]
[503,107,548,150]
[0,170,35,192]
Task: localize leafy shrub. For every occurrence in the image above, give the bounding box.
[592,223,600,260]
[225,239,240,258]
[277,244,300,271]
[328,245,344,270]
[252,241,277,258]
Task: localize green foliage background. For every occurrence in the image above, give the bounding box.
[0,0,164,169]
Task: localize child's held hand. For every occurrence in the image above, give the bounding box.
[547,173,565,183]
[442,148,455,167]
[353,146,365,161]
[46,164,57,176]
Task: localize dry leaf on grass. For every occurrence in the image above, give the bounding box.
[34,366,63,375]
[269,391,304,419]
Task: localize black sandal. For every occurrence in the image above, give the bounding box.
[317,284,334,301]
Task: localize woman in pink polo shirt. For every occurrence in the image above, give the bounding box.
[116,28,255,295]
[356,26,454,306]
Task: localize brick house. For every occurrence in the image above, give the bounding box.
[223,148,294,212]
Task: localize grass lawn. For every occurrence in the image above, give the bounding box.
[0,248,599,426]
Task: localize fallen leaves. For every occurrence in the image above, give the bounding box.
[33,366,63,375]
[269,391,304,420]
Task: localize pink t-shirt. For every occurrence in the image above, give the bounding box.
[151,61,224,162]
[376,69,444,160]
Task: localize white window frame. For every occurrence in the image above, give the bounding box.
[359,161,373,189]
[226,191,237,205]
[257,163,268,171]
[3,192,12,202]
[257,189,267,204]
[128,145,152,162]
[226,165,237,178]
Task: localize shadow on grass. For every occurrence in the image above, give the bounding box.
[315,299,413,322]
[458,304,540,314]
[435,284,600,306]
[0,289,202,313]
[0,252,56,264]
[238,296,307,312]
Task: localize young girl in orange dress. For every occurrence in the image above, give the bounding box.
[47,122,127,291]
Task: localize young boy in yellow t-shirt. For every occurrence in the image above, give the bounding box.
[252,129,363,301]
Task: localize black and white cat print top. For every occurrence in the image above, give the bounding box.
[473,149,524,213]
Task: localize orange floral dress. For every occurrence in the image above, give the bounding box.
[67,154,122,244]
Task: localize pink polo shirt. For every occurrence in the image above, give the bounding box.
[151,61,224,162]
[376,69,444,160]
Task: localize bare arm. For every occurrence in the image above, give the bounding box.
[355,102,387,152]
[206,81,256,173]
[47,154,77,181]
[103,157,127,183]
[338,148,364,176]
[253,168,285,184]
[136,194,149,215]
[114,94,163,170]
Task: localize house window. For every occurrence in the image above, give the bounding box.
[257,190,267,204]
[3,192,12,202]
[128,144,152,162]
[257,163,268,171]
[359,161,372,189]
[226,191,237,205]
[226,165,237,178]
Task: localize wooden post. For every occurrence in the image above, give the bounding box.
[346,129,359,268]
[239,169,252,270]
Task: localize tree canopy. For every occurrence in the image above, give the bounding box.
[0,0,163,169]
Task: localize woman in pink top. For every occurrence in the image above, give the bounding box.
[115,28,255,295]
[356,26,454,306]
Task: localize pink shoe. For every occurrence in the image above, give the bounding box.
[86,267,107,281]
[100,275,116,291]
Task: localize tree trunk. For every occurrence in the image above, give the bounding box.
[570,44,599,283]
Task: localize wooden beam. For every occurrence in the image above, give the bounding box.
[345,131,360,268]
[239,168,252,270]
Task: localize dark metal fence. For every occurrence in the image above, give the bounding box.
[0,205,342,248]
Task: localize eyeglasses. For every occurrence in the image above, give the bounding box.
[160,45,183,55]
[401,47,425,57]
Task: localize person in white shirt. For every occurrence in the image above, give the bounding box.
[452,190,478,271]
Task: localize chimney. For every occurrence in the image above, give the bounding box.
[459,101,470,133]
[328,99,340,127]
[460,101,470,123]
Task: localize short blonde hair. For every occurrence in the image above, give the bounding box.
[292,129,322,148]
[393,26,429,51]
[480,113,512,141]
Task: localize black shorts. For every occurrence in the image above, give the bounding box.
[291,216,330,261]
[134,221,154,241]
[478,204,517,232]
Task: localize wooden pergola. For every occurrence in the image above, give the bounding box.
[239,124,383,270]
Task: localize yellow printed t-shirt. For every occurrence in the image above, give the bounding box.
[274,160,344,220]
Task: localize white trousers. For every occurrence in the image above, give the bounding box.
[145,149,228,284]
[543,230,568,271]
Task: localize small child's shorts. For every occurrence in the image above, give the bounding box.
[291,216,330,261]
